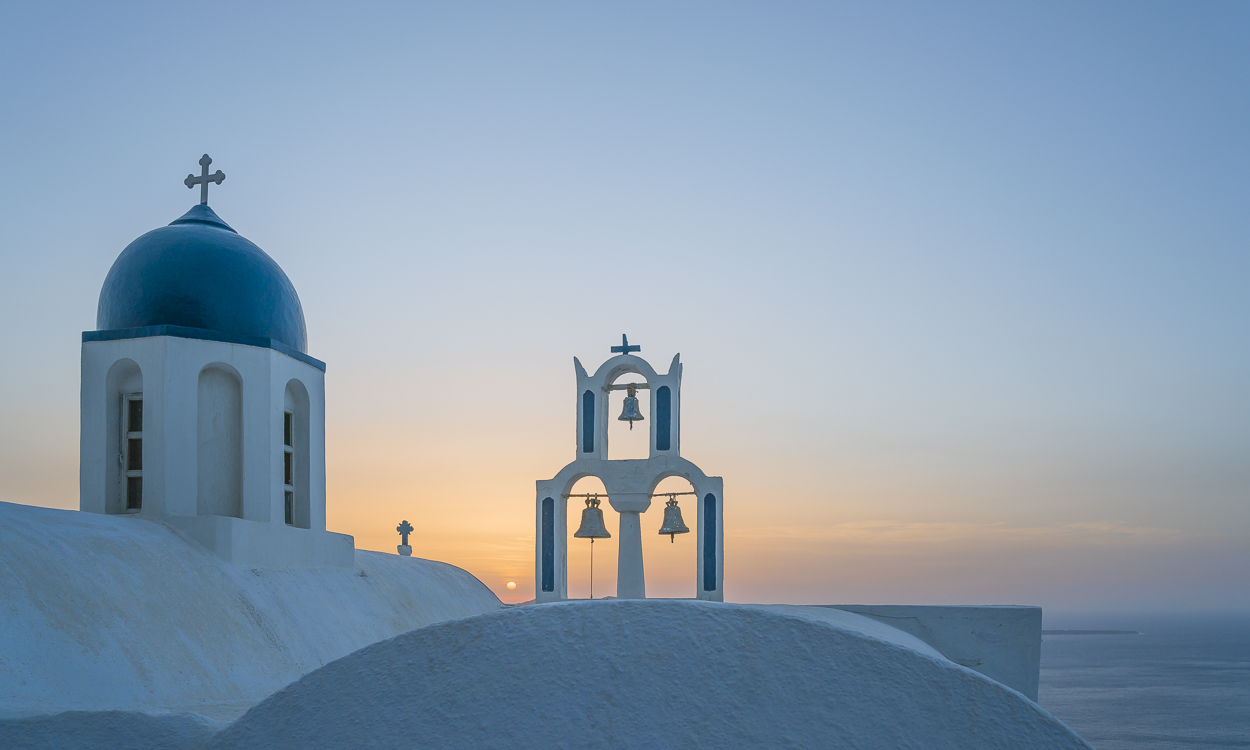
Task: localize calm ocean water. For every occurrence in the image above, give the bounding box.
[1038,613,1250,749]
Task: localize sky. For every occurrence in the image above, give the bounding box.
[0,1,1246,612]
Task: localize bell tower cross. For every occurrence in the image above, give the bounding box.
[610,334,640,355]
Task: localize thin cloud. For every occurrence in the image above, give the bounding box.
[733,520,1209,550]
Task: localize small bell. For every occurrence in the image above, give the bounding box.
[618,383,644,430]
[657,495,690,542]
[573,495,611,541]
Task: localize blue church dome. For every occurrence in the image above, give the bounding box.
[96,204,308,353]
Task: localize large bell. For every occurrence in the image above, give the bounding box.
[657,495,690,542]
[618,383,644,430]
[573,495,611,541]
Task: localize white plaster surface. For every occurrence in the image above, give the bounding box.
[212,600,1091,750]
[80,336,340,566]
[0,501,501,722]
[819,604,1043,700]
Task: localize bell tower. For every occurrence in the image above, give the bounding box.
[534,336,724,602]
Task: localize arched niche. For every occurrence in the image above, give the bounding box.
[702,493,718,593]
[284,379,312,529]
[581,390,595,454]
[655,385,672,452]
[540,496,556,593]
[104,358,143,515]
[197,363,243,519]
[286,377,312,530]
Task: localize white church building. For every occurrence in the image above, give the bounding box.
[0,158,1093,749]
[79,184,351,569]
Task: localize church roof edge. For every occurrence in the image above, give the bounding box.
[83,325,326,372]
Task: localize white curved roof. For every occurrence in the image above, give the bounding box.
[0,501,501,721]
[214,599,1089,749]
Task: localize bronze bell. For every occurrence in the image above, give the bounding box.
[573,495,611,541]
[657,495,690,542]
[618,383,644,430]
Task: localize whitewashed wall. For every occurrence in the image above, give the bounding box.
[80,335,346,567]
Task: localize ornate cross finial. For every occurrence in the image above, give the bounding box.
[184,154,225,205]
[611,334,640,355]
[397,520,414,546]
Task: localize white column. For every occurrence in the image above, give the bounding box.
[617,511,646,599]
[534,483,567,602]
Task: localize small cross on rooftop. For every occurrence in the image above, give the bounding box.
[184,154,225,205]
[611,334,641,355]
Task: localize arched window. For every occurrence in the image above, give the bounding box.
[284,380,312,528]
[197,365,243,518]
[105,359,143,514]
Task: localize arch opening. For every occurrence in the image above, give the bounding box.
[606,373,649,461]
[566,476,615,599]
[643,475,698,598]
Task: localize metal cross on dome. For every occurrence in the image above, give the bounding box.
[397,520,414,546]
[611,334,641,355]
[184,154,225,205]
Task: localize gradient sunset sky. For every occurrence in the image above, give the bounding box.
[1,2,1246,611]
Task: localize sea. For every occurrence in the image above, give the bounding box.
[1037,613,1250,749]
